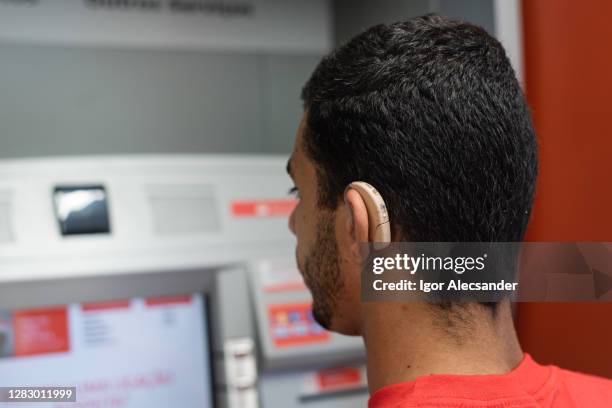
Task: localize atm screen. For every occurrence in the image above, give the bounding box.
[0,293,213,408]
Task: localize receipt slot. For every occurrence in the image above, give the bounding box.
[0,155,367,408]
[224,338,258,407]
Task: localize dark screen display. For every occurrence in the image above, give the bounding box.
[53,185,110,236]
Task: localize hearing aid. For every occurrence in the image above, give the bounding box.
[345,181,391,250]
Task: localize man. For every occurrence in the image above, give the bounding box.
[286,15,612,407]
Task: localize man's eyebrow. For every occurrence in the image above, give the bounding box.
[286,157,293,177]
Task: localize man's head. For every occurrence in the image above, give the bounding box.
[287,15,538,334]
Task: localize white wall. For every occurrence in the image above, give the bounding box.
[0,44,320,158]
[0,0,331,159]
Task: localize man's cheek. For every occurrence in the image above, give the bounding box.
[295,241,310,279]
[294,223,310,264]
[295,244,305,273]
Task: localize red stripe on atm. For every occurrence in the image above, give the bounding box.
[273,335,331,348]
[316,367,362,391]
[145,295,192,307]
[264,282,307,293]
[231,199,297,217]
[82,300,131,312]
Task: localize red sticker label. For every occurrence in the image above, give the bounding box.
[13,307,70,357]
[268,303,330,348]
[231,199,297,217]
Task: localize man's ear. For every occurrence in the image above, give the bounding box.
[344,188,370,262]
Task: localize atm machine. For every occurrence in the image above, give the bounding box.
[0,155,367,408]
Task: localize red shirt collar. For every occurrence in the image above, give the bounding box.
[369,354,557,407]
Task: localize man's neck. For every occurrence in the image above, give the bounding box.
[362,300,524,394]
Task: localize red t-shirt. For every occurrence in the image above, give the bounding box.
[369,354,612,407]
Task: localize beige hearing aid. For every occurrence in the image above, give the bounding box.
[345,181,391,250]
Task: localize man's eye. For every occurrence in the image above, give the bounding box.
[288,186,300,198]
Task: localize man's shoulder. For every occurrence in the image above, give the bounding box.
[557,367,612,405]
[367,362,612,408]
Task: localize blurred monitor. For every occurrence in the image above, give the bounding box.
[0,286,213,408]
